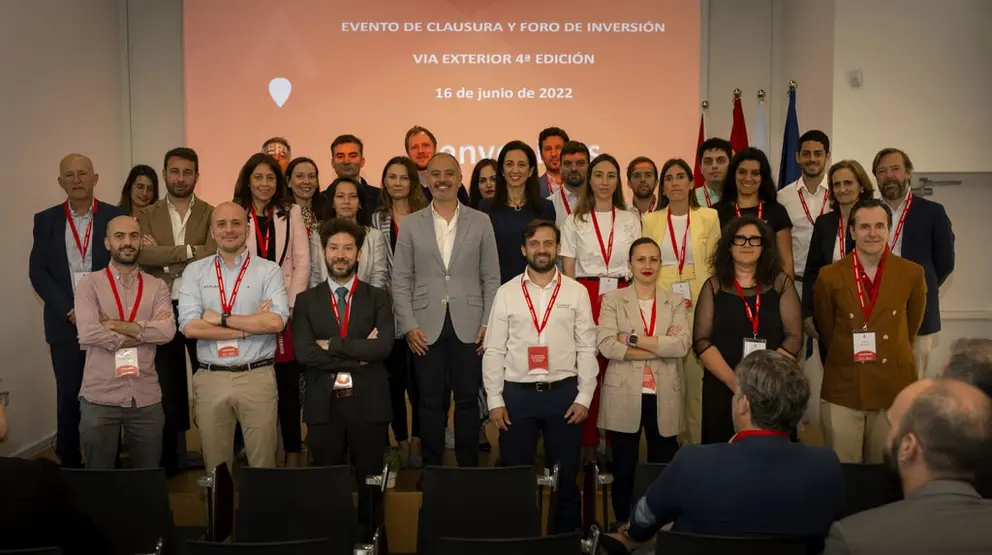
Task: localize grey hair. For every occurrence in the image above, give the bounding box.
[736,350,809,433]
[944,338,992,400]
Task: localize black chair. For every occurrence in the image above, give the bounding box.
[418,466,541,555]
[185,539,332,554]
[631,463,668,507]
[201,462,235,542]
[234,466,356,555]
[435,532,582,555]
[841,463,902,517]
[59,468,173,555]
[654,531,807,555]
[0,549,63,554]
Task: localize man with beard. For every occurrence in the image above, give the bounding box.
[403,125,469,203]
[823,378,992,554]
[693,138,732,208]
[482,219,598,533]
[873,147,954,378]
[626,156,660,217]
[548,140,590,229]
[292,217,393,542]
[73,216,176,469]
[537,127,569,197]
[322,134,382,211]
[262,137,291,173]
[778,130,832,296]
[136,147,214,475]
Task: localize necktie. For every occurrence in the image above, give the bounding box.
[335,287,349,325]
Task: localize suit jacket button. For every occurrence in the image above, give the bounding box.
[892,310,898,315]
[849,313,854,319]
[445,275,450,281]
[882,358,887,364]
[441,297,448,305]
[883,334,889,340]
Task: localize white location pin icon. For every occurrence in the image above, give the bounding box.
[268,77,292,108]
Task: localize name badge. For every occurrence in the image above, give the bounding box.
[853,331,877,362]
[672,281,692,307]
[217,339,239,358]
[72,271,89,290]
[114,348,139,378]
[333,372,353,390]
[743,338,767,358]
[641,365,657,394]
[527,345,550,375]
[599,277,619,294]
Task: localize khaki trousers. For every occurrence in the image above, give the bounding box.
[192,365,278,472]
[820,401,890,463]
[915,333,935,379]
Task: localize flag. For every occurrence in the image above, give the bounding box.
[730,94,748,154]
[692,112,705,188]
[753,99,768,154]
[778,88,801,189]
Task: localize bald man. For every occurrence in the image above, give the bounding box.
[178,202,289,472]
[392,153,500,468]
[30,154,123,467]
[73,216,175,469]
[823,378,992,554]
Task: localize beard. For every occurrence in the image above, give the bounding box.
[167,181,194,198]
[526,253,556,273]
[563,171,584,188]
[327,259,359,280]
[111,246,139,265]
[881,178,907,201]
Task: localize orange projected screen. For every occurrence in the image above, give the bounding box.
[184,0,700,205]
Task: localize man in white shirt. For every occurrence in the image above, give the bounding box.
[484,219,598,533]
[627,157,660,217]
[777,130,832,296]
[548,141,589,229]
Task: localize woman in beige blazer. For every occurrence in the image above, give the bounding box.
[641,158,721,445]
[598,237,691,522]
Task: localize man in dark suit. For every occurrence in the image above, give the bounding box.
[323,134,383,210]
[29,153,123,467]
[293,217,394,542]
[873,147,954,378]
[537,126,569,197]
[604,350,845,554]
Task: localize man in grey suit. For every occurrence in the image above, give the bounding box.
[392,152,501,467]
[823,378,992,555]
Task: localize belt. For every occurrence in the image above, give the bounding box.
[577,276,630,285]
[331,388,355,399]
[794,275,804,283]
[198,358,274,373]
[505,376,577,393]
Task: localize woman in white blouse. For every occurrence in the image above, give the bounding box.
[309,177,389,289]
[561,153,642,454]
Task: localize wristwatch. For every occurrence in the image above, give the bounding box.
[221,313,230,328]
[627,333,639,346]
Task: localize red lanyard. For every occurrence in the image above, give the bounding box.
[637,197,657,217]
[558,186,573,215]
[667,209,691,275]
[64,200,97,260]
[837,216,847,258]
[852,249,888,327]
[250,205,273,259]
[888,193,913,250]
[798,187,829,225]
[105,267,144,322]
[329,276,359,337]
[548,174,561,193]
[734,200,763,220]
[702,186,713,208]
[639,299,657,336]
[731,429,790,443]
[591,207,616,269]
[214,253,252,314]
[521,273,563,336]
[733,279,761,337]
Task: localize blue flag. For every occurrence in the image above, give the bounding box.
[778,89,800,189]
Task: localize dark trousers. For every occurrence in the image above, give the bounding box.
[500,377,583,534]
[50,342,86,467]
[607,395,680,522]
[414,312,481,467]
[155,300,197,472]
[275,361,303,452]
[307,399,388,543]
[387,338,420,442]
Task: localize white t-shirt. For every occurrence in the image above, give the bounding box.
[561,208,641,279]
[660,213,694,269]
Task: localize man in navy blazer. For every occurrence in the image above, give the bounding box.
[29,153,122,467]
[604,350,845,553]
[873,147,954,378]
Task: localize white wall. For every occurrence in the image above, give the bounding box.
[0,0,130,456]
[777,0,836,148]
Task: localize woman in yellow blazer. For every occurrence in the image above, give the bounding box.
[598,237,691,523]
[641,158,721,444]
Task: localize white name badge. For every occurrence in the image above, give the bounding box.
[743,338,767,358]
[217,339,239,358]
[333,372,353,390]
[853,331,877,362]
[599,277,619,294]
[114,347,139,378]
[72,271,89,289]
[672,281,692,306]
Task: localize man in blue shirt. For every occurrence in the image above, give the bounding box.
[178,202,289,472]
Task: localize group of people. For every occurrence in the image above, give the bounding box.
[26,122,969,542]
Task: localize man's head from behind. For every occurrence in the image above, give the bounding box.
[885,378,992,493]
[732,350,809,434]
[943,338,992,400]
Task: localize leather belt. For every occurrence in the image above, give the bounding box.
[577,276,631,286]
[505,376,577,393]
[198,358,274,373]
[332,389,355,399]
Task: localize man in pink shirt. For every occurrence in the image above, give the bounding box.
[74,216,176,469]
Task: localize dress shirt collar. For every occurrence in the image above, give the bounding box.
[431,200,460,222]
[166,194,194,212]
[522,267,561,290]
[795,174,828,195]
[327,274,356,295]
[107,262,141,287]
[215,247,250,268]
[69,200,95,218]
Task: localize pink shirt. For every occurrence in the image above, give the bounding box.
[75,265,176,407]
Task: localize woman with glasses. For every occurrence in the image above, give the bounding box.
[118,164,159,217]
[692,216,801,443]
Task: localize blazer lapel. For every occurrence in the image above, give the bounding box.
[182,196,207,245]
[275,211,289,266]
[620,286,639,333]
[93,205,111,270]
[53,207,71,281]
[448,209,473,267]
[317,282,344,338]
[152,199,177,246]
[421,209,446,270]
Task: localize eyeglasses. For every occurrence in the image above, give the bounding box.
[732,235,763,247]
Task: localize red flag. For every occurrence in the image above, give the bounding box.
[730,95,749,154]
[692,113,705,188]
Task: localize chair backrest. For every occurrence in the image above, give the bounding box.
[654,531,807,555]
[435,532,582,555]
[0,548,63,554]
[234,466,356,554]
[185,539,332,554]
[841,463,903,517]
[418,466,541,555]
[59,468,172,554]
[211,462,235,542]
[631,463,668,507]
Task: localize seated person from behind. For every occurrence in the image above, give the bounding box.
[942,337,992,498]
[823,378,992,554]
[606,350,844,552]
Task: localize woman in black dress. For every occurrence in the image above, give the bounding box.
[692,215,802,443]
